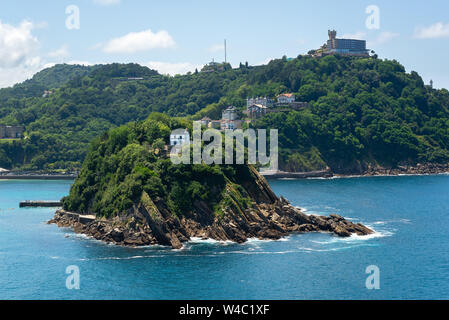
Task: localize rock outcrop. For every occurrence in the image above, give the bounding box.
[331,161,449,176]
[49,169,373,249]
[360,162,449,176]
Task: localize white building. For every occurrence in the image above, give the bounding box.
[170,129,190,146]
[221,120,242,130]
[247,104,268,119]
[247,97,274,109]
[277,93,295,104]
[222,106,239,121]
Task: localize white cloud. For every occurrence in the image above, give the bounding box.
[0,59,97,88]
[0,20,39,68]
[0,57,47,88]
[376,31,400,44]
[48,45,69,59]
[414,22,449,39]
[93,0,120,5]
[144,61,201,76]
[0,19,92,88]
[208,43,224,52]
[368,31,400,47]
[0,19,47,88]
[102,29,175,54]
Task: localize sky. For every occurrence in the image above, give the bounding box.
[0,0,449,89]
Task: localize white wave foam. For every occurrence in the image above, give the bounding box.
[348,229,392,241]
[372,219,411,225]
[295,206,321,216]
[188,237,234,245]
[308,226,393,245]
[78,255,160,261]
[298,246,347,252]
[246,236,290,244]
[221,250,297,255]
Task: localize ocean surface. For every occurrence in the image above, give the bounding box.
[1,175,449,300]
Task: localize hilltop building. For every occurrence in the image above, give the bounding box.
[201,60,231,73]
[246,97,273,119]
[194,106,242,131]
[246,97,274,109]
[313,30,369,57]
[222,106,238,121]
[247,104,268,120]
[221,106,242,130]
[42,90,54,98]
[221,119,242,130]
[277,93,295,104]
[0,125,24,139]
[246,93,309,120]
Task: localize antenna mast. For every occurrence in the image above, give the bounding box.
[224,39,227,63]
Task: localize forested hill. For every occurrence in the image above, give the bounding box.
[0,55,448,173]
[0,64,98,103]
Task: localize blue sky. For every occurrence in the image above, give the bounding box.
[1,0,449,88]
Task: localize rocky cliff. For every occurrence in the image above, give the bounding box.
[50,167,373,249]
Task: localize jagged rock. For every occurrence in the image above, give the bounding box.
[49,168,373,248]
[332,225,351,237]
[110,228,124,242]
[330,214,343,221]
[169,233,182,249]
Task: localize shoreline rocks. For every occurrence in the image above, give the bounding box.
[49,165,374,249]
[358,163,449,176]
[263,163,449,179]
[48,197,373,249]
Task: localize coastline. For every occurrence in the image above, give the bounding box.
[2,169,448,181]
[49,198,374,249]
[261,169,333,179]
[2,163,448,181]
[262,163,449,180]
[0,173,77,180]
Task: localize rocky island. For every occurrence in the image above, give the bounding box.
[50,114,373,248]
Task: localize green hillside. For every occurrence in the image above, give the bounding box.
[0,64,98,103]
[63,113,253,218]
[0,55,448,173]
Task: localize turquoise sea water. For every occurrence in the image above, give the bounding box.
[1,175,449,300]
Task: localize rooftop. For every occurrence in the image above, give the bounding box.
[278,93,294,98]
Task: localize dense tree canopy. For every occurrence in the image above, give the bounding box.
[63,113,254,218]
[0,56,448,173]
[250,56,449,172]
